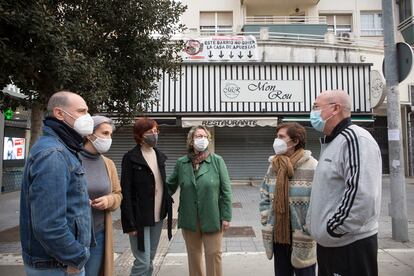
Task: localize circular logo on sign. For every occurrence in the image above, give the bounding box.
[223,83,240,99]
[184,40,203,55]
[370,70,386,108]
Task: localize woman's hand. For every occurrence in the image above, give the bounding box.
[222,220,230,231]
[128,231,138,236]
[91,196,109,210]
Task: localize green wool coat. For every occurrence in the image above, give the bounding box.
[167,153,233,233]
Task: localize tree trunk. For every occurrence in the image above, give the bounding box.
[29,103,44,149]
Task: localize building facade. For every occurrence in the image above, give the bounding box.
[105,0,414,181]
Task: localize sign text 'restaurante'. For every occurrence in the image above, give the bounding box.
[202,119,257,127]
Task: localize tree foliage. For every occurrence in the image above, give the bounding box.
[0,0,186,127]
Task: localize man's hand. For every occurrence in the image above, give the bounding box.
[128,231,138,236]
[222,220,230,231]
[91,196,109,210]
[66,266,81,274]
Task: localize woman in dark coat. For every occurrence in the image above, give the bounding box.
[120,117,172,276]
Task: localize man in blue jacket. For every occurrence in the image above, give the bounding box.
[20,91,94,276]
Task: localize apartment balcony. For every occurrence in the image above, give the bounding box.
[175,30,383,55]
[398,16,414,46]
[243,16,328,36]
[243,0,319,8]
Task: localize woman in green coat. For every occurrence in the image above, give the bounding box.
[168,125,232,276]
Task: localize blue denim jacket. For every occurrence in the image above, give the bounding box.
[20,125,91,270]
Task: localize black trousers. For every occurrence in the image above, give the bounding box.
[317,233,378,276]
[273,243,316,276]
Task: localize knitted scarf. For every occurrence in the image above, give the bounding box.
[271,148,304,245]
[188,150,210,170]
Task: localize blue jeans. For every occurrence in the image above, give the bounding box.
[25,265,85,276]
[85,228,105,276]
[129,221,163,276]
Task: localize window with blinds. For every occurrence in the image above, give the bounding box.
[323,14,352,35]
[360,12,383,36]
[200,11,233,35]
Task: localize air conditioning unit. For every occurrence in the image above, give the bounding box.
[338,32,352,44]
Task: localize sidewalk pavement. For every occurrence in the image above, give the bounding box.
[0,176,413,275]
[156,177,414,276]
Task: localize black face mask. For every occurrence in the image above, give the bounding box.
[143,133,158,147]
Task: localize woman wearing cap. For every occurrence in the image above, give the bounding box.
[167,125,232,276]
[120,117,173,276]
[81,116,122,276]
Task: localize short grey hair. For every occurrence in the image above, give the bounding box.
[322,90,352,115]
[186,125,211,152]
[92,115,116,132]
[46,91,73,117]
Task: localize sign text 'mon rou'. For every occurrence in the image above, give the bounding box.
[221,80,304,103]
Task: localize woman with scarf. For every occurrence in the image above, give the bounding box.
[120,117,173,276]
[80,116,122,276]
[168,125,232,276]
[259,122,317,276]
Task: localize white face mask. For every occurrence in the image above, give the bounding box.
[62,110,94,137]
[273,138,291,155]
[193,137,209,152]
[91,135,112,154]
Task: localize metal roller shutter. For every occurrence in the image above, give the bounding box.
[215,127,275,180]
[305,127,322,160]
[156,126,188,176]
[105,126,187,176]
[105,126,135,174]
[214,126,323,180]
[106,124,322,180]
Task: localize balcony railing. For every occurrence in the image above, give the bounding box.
[243,0,319,6]
[200,26,233,36]
[175,31,384,53]
[360,29,383,36]
[263,31,383,50]
[245,16,327,25]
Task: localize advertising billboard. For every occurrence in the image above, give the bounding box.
[3,137,25,160]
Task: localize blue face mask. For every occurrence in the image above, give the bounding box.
[310,110,326,132]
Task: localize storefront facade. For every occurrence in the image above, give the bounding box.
[107,62,374,181]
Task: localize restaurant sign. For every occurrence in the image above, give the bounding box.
[221,80,304,103]
[181,117,278,128]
